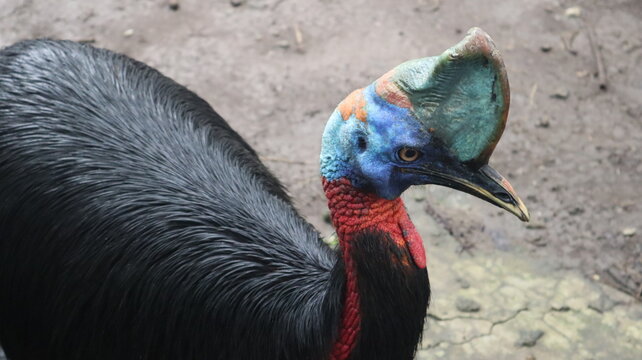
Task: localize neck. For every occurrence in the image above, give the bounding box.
[323,177,428,360]
[323,178,426,268]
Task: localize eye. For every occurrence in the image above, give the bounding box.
[398,147,421,162]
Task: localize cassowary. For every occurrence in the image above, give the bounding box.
[0,28,528,360]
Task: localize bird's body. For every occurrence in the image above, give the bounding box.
[0,40,428,359]
[0,28,528,360]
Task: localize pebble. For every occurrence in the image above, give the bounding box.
[515,329,544,347]
[322,211,332,224]
[123,29,134,37]
[536,117,550,128]
[168,0,180,11]
[456,277,470,289]
[568,207,584,216]
[230,0,245,6]
[622,227,636,237]
[540,45,552,53]
[576,70,590,78]
[276,40,290,49]
[588,294,617,313]
[564,6,582,18]
[550,88,570,100]
[455,296,481,312]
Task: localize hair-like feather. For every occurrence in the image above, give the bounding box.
[0,39,430,360]
[349,230,430,360]
[0,40,342,360]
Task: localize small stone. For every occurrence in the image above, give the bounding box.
[540,45,552,53]
[525,355,537,360]
[550,88,570,100]
[622,227,636,237]
[456,277,470,289]
[515,329,544,347]
[564,6,582,18]
[588,294,617,313]
[123,29,134,37]
[323,210,332,225]
[568,207,584,216]
[168,0,180,11]
[276,40,290,49]
[230,0,245,6]
[576,70,590,78]
[455,297,480,312]
[322,211,332,224]
[536,117,550,128]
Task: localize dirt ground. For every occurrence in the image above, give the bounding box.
[0,0,640,344]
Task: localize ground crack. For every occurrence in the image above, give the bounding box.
[424,307,529,349]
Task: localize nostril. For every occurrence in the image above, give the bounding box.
[495,191,513,203]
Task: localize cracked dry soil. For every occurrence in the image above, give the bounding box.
[406,187,642,360]
[424,308,531,350]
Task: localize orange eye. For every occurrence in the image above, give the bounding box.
[398,147,421,162]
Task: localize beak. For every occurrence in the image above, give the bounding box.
[407,162,530,222]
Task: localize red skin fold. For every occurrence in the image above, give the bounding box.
[323,177,426,360]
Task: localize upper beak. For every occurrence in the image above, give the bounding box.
[408,162,530,222]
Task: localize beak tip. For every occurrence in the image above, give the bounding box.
[518,204,530,222]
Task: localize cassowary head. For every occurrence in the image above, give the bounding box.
[321,27,529,221]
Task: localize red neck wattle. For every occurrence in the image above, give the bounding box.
[323,177,426,360]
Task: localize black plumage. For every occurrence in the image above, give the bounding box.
[0,40,429,359]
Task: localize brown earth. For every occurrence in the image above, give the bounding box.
[0,0,640,357]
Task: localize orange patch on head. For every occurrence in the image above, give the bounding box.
[338,89,368,122]
[375,69,412,109]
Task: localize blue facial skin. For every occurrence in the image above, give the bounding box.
[321,84,448,200]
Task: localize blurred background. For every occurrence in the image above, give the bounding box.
[0,0,640,359]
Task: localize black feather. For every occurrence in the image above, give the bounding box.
[0,39,430,360]
[348,230,430,360]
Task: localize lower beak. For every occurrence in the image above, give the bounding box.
[410,163,530,222]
